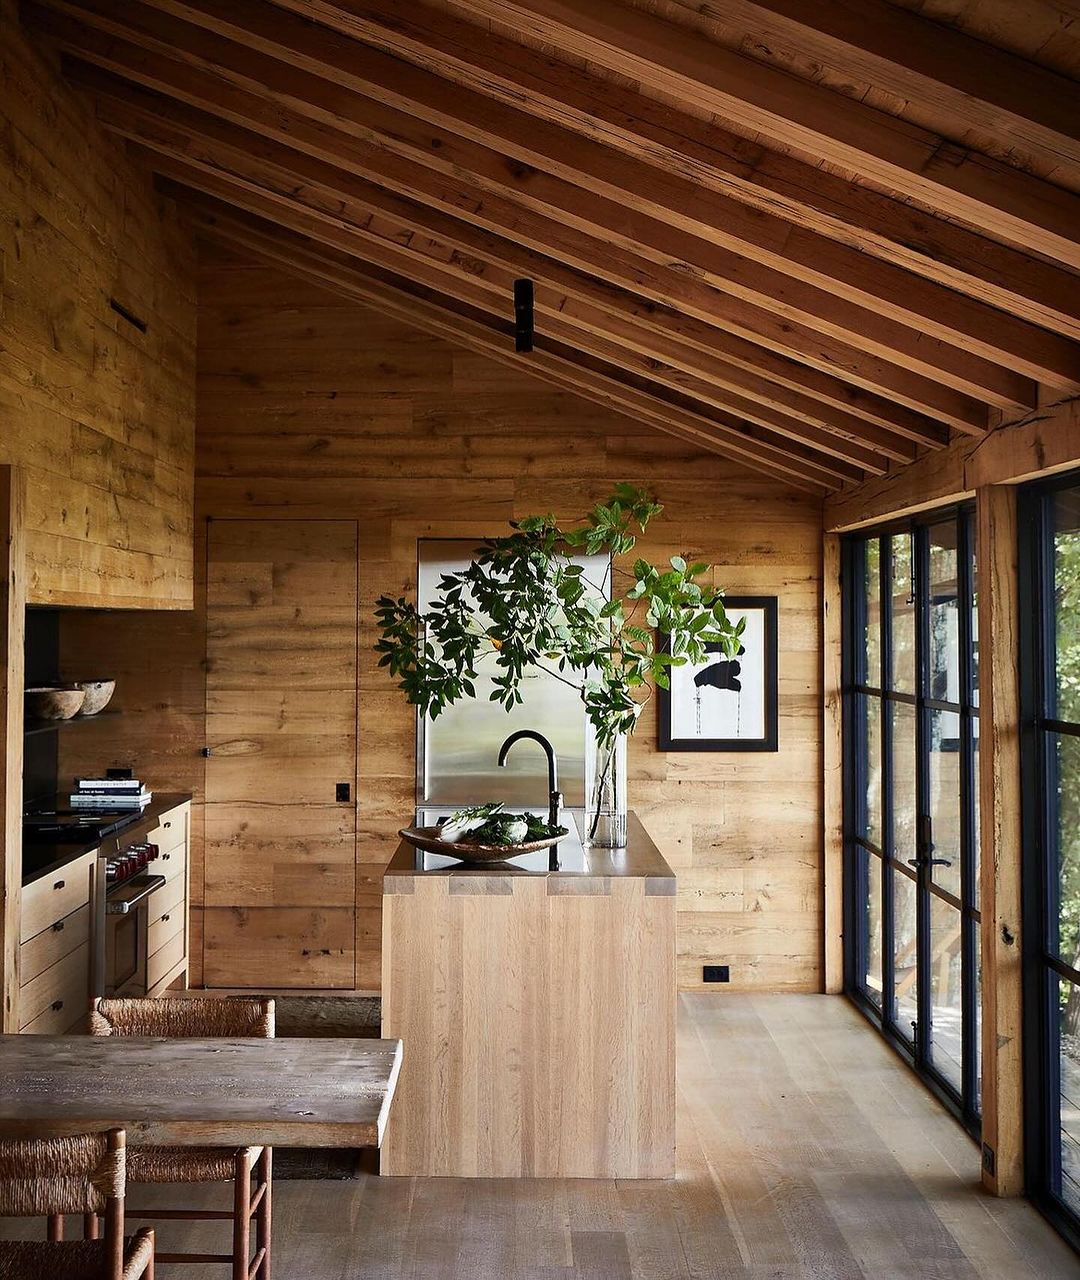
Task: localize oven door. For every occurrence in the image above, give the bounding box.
[104,874,165,997]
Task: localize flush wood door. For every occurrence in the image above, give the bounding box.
[203,519,358,989]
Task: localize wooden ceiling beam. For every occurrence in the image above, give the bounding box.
[256,0,1080,340]
[162,181,898,474]
[701,0,1080,176]
[60,55,990,434]
[445,0,1080,268]
[37,0,1069,405]
[183,205,851,491]
[155,158,927,463]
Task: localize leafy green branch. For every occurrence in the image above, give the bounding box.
[374,484,743,745]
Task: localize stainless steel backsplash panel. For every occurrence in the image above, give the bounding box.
[416,539,609,810]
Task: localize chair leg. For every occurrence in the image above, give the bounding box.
[256,1147,272,1280]
[233,1148,252,1280]
[47,1213,63,1241]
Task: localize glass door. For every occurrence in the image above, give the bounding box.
[1021,475,1080,1246]
[843,508,981,1131]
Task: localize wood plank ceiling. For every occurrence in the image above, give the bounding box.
[23,0,1080,492]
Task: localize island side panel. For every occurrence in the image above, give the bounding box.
[381,873,675,1178]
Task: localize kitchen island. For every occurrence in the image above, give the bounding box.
[380,811,675,1178]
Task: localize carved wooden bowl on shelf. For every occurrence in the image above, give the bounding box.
[24,686,86,720]
[399,825,568,863]
[72,678,116,716]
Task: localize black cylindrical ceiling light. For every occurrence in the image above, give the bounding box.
[514,278,534,353]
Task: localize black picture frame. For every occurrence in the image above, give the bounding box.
[657,595,778,752]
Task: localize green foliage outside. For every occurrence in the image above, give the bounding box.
[1056,530,1080,1033]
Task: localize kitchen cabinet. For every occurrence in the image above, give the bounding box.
[18,850,95,1034]
[144,799,191,997]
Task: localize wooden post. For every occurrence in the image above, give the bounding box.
[823,531,844,993]
[0,465,25,1034]
[977,484,1024,1195]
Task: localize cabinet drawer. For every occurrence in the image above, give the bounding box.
[20,904,91,986]
[154,840,187,887]
[149,806,188,857]
[149,875,185,930]
[19,943,89,1030]
[147,897,185,957]
[147,929,186,991]
[20,995,86,1037]
[21,853,95,944]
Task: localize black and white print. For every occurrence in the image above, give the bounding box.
[658,596,778,752]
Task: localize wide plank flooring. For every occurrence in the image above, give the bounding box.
[6,995,1079,1277]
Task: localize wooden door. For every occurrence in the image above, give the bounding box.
[203,520,358,988]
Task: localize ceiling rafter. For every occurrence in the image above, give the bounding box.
[35,0,1078,405]
[184,202,854,491]
[160,179,894,474]
[681,0,1080,176]
[444,0,1080,267]
[266,0,1080,339]
[21,0,1080,493]
[47,38,993,433]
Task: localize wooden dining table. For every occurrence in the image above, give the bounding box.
[0,1035,403,1148]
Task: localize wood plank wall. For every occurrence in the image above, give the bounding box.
[63,248,824,993]
[0,2,196,607]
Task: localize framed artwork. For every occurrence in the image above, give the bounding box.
[657,596,778,752]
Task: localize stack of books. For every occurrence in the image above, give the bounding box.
[69,777,152,810]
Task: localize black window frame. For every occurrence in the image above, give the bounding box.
[1020,471,1080,1253]
[841,504,982,1137]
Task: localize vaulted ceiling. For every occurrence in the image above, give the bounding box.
[23,0,1080,493]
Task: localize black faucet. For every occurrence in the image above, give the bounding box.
[497,730,562,828]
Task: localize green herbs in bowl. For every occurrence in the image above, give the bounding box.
[438,803,567,846]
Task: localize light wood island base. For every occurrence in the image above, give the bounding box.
[380,813,676,1178]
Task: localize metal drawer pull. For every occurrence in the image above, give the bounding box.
[162,853,171,861]
[53,880,65,891]
[164,821,172,829]
[161,914,170,923]
[51,921,64,933]
[51,1000,64,1012]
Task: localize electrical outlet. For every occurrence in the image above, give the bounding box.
[336,782,351,802]
[703,965,730,983]
[982,1144,996,1176]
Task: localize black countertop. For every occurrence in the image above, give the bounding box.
[22,793,192,887]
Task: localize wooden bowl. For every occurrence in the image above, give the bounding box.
[399,825,569,863]
[25,686,86,721]
[72,679,115,716]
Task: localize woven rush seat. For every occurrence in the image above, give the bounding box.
[126,1147,256,1186]
[0,1128,153,1280]
[0,1232,154,1280]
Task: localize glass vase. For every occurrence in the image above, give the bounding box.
[585,733,628,848]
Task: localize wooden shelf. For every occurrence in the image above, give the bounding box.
[24,710,122,738]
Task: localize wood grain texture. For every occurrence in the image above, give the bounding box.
[825,394,1080,531]
[977,486,1024,1196]
[0,467,25,1033]
[0,0,195,607]
[381,841,676,1178]
[0,1034,402,1147]
[822,531,843,994]
[77,252,824,995]
[7,996,1075,1278]
[202,518,358,988]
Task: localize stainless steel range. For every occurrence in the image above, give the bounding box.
[93,841,166,998]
